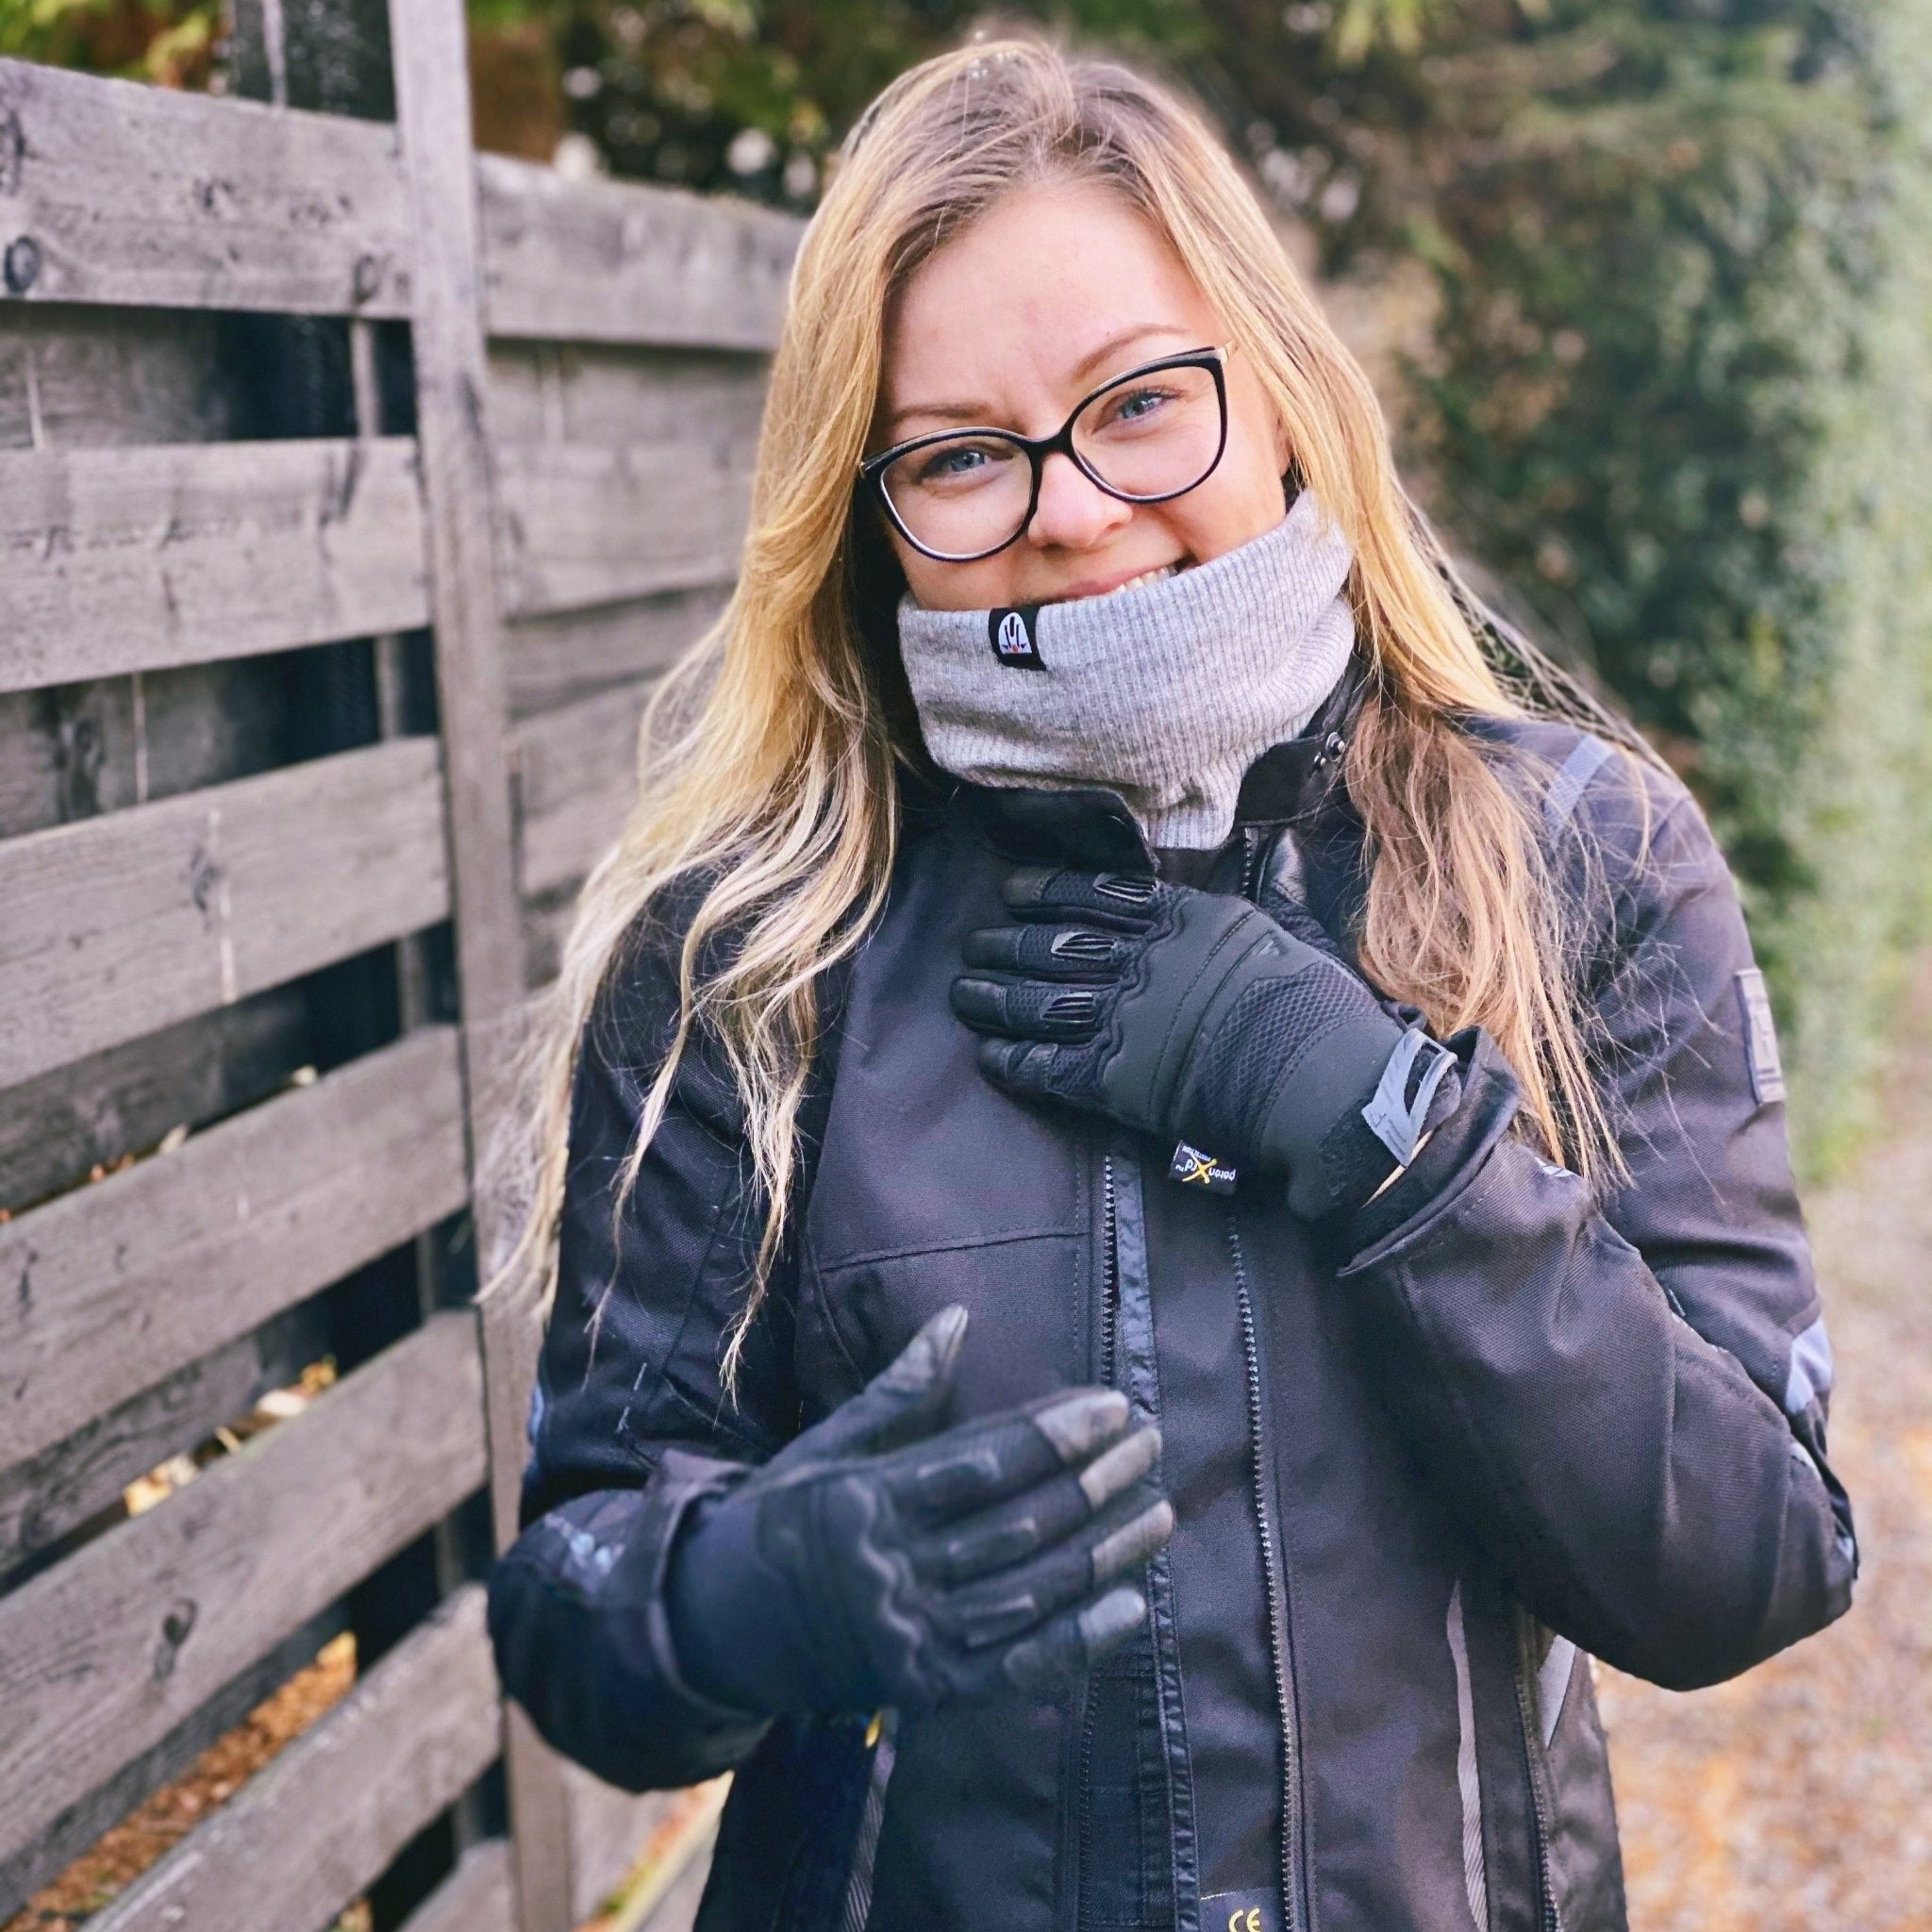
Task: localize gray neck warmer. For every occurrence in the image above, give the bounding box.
[895,487,1357,850]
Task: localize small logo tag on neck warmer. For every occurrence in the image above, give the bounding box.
[989,605,1044,669]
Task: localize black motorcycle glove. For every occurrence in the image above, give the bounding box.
[950,867,1461,1222]
[664,1306,1172,1719]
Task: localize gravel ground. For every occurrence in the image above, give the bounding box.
[1597,978,1932,1931]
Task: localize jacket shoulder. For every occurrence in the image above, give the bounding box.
[1465,711,1707,885]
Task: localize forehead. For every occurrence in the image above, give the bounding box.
[882,182,1219,421]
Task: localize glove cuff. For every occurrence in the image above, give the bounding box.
[658,1456,784,1724]
[1274,1023,1464,1222]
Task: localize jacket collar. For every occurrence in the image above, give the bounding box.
[902,653,1369,874]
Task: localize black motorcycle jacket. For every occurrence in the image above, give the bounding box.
[488,675,1857,1932]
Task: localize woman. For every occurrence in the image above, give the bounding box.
[485,39,1857,1932]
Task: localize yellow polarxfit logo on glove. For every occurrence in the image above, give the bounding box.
[1169,1140,1237,1195]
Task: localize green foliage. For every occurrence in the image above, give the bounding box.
[1398,0,1932,1167]
[1,0,220,83]
[466,0,1210,207]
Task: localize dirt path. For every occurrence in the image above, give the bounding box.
[1597,970,1932,1930]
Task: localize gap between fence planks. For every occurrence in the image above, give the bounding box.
[0,735,450,1091]
[478,155,800,350]
[0,989,308,1212]
[0,58,412,316]
[0,437,429,692]
[84,1585,500,1932]
[0,1024,467,1476]
[0,1310,487,1874]
[0,1299,330,1577]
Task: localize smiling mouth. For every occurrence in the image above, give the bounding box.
[1044,557,1194,605]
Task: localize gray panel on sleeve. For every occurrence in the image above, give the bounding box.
[1784,1312,1834,1415]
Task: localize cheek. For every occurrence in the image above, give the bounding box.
[1170,453,1290,566]
[896,543,1017,613]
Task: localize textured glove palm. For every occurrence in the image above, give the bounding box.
[950,868,1458,1221]
[665,1307,1172,1719]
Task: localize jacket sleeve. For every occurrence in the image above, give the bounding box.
[486,925,829,1791]
[1335,753,1857,1691]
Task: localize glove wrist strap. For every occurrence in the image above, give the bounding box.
[1360,1027,1458,1167]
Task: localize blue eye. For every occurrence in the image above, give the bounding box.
[1109,384,1177,425]
[901,439,1019,491]
[918,444,987,483]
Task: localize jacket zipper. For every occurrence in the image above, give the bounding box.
[1075,1151,1121,1931]
[1235,1264,1305,1932]
[1098,1152,1119,1387]
[1511,1637,1563,1932]
[1241,824,1265,901]
[1233,827,1307,1932]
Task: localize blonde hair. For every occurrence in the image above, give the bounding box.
[482,36,1641,1386]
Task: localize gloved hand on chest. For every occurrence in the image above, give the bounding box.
[949,867,1462,1222]
[665,1307,1173,1720]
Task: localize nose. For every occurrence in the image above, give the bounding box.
[1025,450,1132,552]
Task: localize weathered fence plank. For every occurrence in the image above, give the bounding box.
[479,156,799,350]
[0,59,411,316]
[0,1309,487,1874]
[564,1776,683,1925]
[397,1838,516,1932]
[514,681,649,896]
[0,1607,349,1916]
[638,1825,718,1932]
[504,586,726,719]
[0,1299,329,1578]
[621,1790,727,1932]
[521,890,578,991]
[0,6,794,1920]
[487,344,768,453]
[390,2,575,1924]
[496,441,750,617]
[388,0,525,1125]
[0,437,428,692]
[0,734,449,1091]
[86,1584,500,1932]
[0,1024,467,1475]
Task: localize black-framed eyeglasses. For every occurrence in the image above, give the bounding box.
[858,343,1233,563]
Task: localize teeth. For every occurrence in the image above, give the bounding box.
[1097,562,1180,598]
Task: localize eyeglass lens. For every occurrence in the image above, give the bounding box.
[878,360,1224,560]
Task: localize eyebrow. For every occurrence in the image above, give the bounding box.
[884,323,1199,436]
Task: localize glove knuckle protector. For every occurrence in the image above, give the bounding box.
[665,1309,1174,1719]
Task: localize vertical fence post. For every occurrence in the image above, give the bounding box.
[385,2,575,1927]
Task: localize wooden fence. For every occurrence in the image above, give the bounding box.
[0,2,797,1925]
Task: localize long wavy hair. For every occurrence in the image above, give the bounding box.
[482,37,1644,1386]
